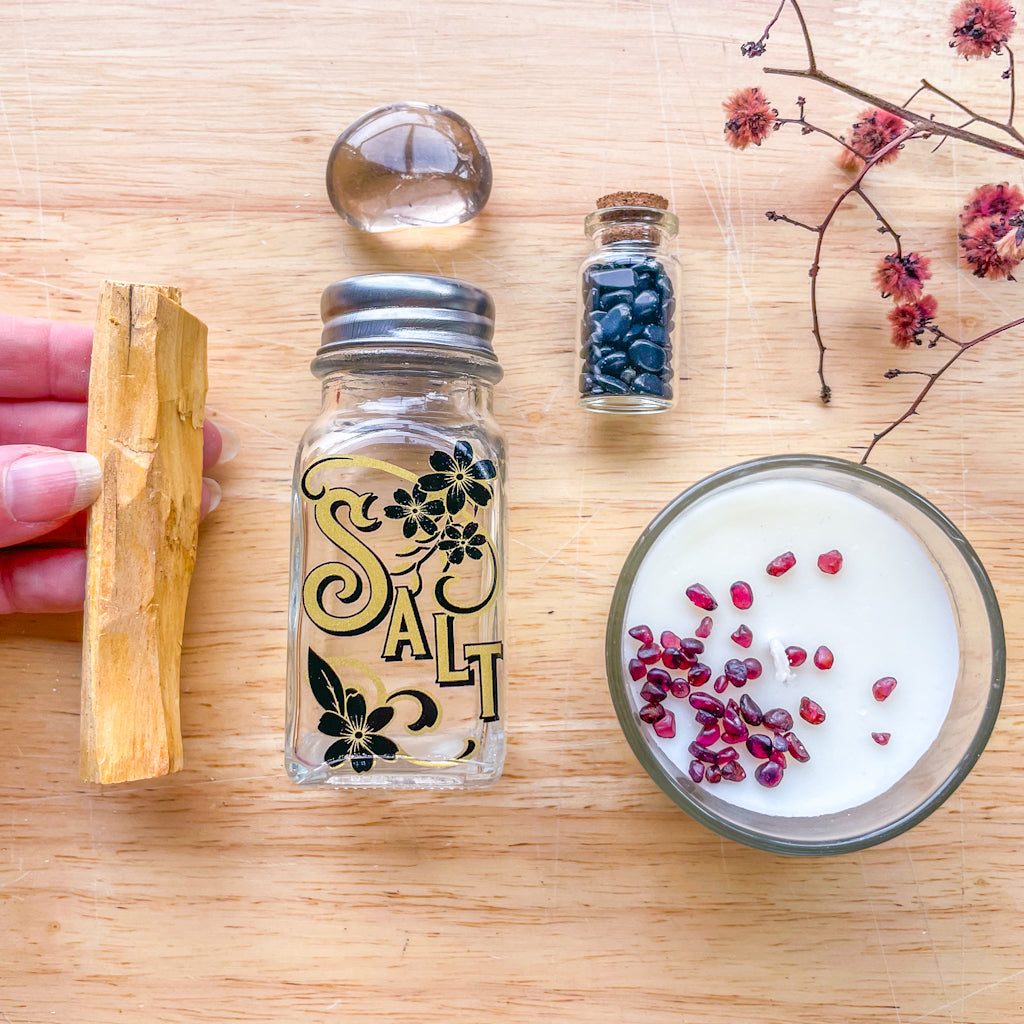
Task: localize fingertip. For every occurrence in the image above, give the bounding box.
[3,449,101,526]
[200,478,222,520]
[215,423,241,464]
[0,547,87,614]
[202,420,240,470]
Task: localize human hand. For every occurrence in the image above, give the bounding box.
[0,314,237,614]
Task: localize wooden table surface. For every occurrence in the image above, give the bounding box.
[2,1,1022,1021]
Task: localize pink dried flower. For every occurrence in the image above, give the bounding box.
[874,252,932,302]
[837,108,907,170]
[724,87,778,149]
[957,183,1024,277]
[888,294,938,348]
[950,0,1016,58]
[959,221,1023,278]
[959,181,1024,229]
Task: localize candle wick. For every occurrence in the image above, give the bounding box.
[768,637,793,684]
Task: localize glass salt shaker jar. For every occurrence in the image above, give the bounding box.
[286,273,507,790]
[578,191,680,413]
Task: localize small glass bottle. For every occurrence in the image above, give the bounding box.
[577,191,680,413]
[286,274,507,790]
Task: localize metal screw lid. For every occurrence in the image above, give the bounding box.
[314,273,500,380]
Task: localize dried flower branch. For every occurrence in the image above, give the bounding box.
[862,315,1024,462]
[726,0,1024,458]
[759,0,1024,159]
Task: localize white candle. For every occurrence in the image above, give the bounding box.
[622,476,958,817]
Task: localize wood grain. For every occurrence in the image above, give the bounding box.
[1,1,1023,1022]
[80,282,207,784]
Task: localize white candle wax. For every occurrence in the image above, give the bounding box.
[623,477,958,817]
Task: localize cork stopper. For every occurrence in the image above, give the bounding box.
[596,191,669,210]
[591,191,672,243]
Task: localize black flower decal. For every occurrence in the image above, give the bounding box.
[417,441,496,515]
[383,484,445,539]
[437,521,487,568]
[320,692,398,773]
[309,649,399,773]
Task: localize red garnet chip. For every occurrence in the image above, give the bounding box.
[755,760,784,788]
[669,677,690,699]
[723,659,748,686]
[730,581,754,609]
[628,658,646,681]
[766,551,797,576]
[685,583,718,611]
[688,662,712,686]
[785,645,807,667]
[762,707,794,733]
[813,645,834,670]
[799,696,826,725]
[639,702,666,724]
[817,549,843,574]
[784,731,810,762]
[731,624,753,648]
[628,624,654,645]
[723,699,745,731]
[872,676,898,701]
[653,709,676,738]
[689,693,725,717]
[739,694,764,725]
[646,667,670,689]
[695,616,713,638]
[695,724,720,747]
[679,637,705,659]
[661,647,687,670]
[872,732,891,745]
[640,680,667,704]
[637,643,662,664]
[746,733,773,759]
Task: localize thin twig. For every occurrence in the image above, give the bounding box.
[764,65,1024,157]
[903,83,930,107]
[1007,46,1017,128]
[861,316,1024,462]
[743,0,788,58]
[915,75,1024,145]
[776,115,856,151]
[771,127,917,402]
[786,0,817,71]
[853,185,902,253]
[766,210,818,231]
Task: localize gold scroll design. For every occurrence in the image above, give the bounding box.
[300,454,499,635]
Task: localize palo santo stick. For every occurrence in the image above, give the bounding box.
[80,282,208,784]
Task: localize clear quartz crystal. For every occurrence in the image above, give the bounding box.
[326,101,492,232]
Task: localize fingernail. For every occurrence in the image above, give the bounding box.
[202,478,222,516]
[215,423,241,465]
[5,451,102,524]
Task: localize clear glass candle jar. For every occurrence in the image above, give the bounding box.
[606,455,1004,855]
[286,274,507,790]
[578,192,680,413]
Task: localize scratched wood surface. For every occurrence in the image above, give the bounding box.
[1,1,1022,1021]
